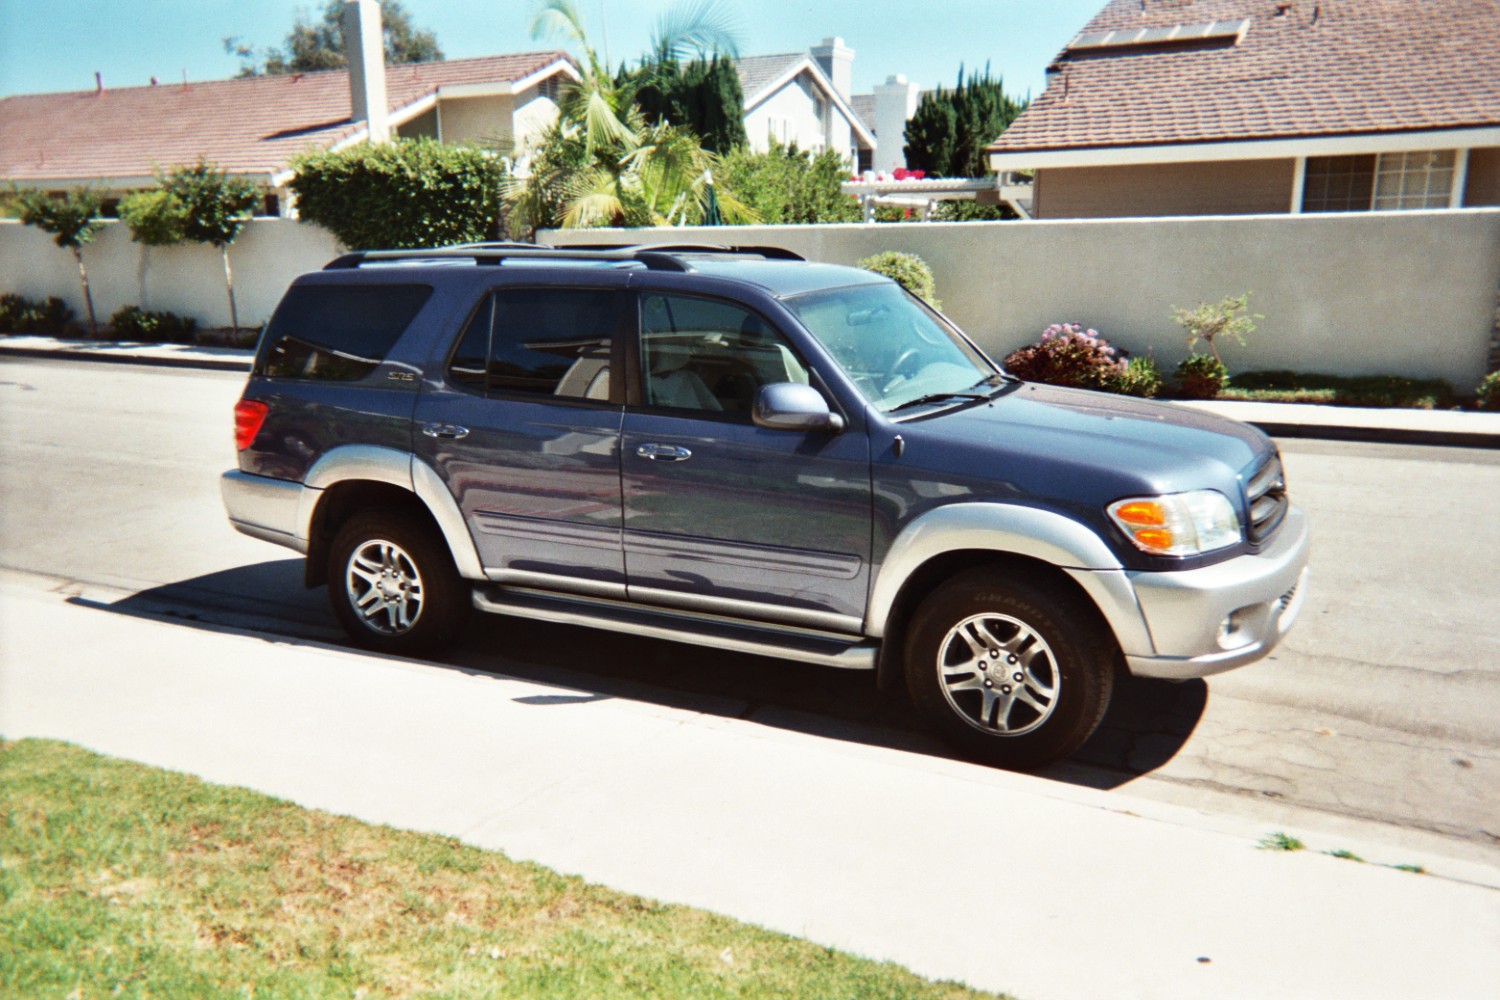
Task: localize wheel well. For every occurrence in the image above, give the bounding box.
[303,480,438,589]
[875,549,1114,692]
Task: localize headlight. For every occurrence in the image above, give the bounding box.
[1107,490,1241,556]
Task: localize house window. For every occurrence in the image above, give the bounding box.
[1302,151,1456,212]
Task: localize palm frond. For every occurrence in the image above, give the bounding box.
[650,0,742,61]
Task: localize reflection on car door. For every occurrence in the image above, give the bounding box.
[621,292,871,632]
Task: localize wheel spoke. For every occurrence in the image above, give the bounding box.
[344,536,426,637]
[934,612,1060,738]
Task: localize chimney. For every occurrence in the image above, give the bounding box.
[873,74,921,173]
[811,36,854,101]
[94,71,103,94]
[343,0,390,143]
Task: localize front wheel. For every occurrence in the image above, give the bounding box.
[327,510,469,655]
[904,569,1115,769]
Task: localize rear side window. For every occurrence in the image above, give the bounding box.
[255,283,432,381]
[448,288,618,400]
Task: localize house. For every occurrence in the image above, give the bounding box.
[986,0,1500,219]
[0,2,577,216]
[735,37,876,169]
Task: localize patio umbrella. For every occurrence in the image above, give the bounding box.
[702,169,722,226]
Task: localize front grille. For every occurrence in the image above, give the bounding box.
[1246,455,1288,544]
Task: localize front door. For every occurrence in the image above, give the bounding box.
[621,292,871,632]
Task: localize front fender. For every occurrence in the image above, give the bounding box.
[865,503,1124,637]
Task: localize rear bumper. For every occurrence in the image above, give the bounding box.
[221,470,309,553]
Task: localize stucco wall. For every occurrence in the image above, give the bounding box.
[544,210,1500,389]
[1035,159,1298,219]
[1464,147,1500,207]
[0,218,340,329]
[746,73,831,154]
[437,94,516,148]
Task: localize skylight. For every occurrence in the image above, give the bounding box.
[1067,19,1250,53]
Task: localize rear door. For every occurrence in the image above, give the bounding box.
[620,290,871,632]
[414,279,628,594]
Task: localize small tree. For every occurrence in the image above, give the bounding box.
[225,0,442,76]
[156,160,259,332]
[290,139,506,248]
[16,189,103,336]
[1171,292,1260,362]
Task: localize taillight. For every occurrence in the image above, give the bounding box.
[234,399,269,451]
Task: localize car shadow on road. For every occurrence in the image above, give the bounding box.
[77,560,1207,790]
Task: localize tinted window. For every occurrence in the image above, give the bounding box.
[449,288,617,400]
[255,283,432,380]
[640,294,809,415]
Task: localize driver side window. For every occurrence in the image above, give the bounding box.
[639,294,809,416]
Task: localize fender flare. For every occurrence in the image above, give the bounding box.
[298,445,484,580]
[865,503,1125,638]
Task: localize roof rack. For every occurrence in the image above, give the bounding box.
[321,243,805,272]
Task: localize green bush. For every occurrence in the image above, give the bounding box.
[856,251,939,308]
[1476,371,1500,411]
[0,293,74,334]
[1176,354,1228,399]
[1107,355,1162,398]
[108,305,198,343]
[1224,370,1455,409]
[1002,323,1127,392]
[715,142,859,225]
[289,138,506,249]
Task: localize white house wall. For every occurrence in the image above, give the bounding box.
[746,73,838,157]
[510,91,562,154]
[437,94,519,149]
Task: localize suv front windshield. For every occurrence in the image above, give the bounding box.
[786,283,999,413]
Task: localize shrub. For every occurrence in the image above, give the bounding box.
[109,305,198,343]
[1176,353,1228,399]
[289,138,506,249]
[1225,370,1455,409]
[1477,371,1500,411]
[1171,292,1259,362]
[0,293,74,334]
[715,141,859,225]
[1108,355,1162,398]
[1002,323,1127,391]
[856,251,939,308]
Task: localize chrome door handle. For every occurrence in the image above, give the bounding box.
[422,422,470,440]
[636,443,692,461]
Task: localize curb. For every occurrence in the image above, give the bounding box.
[5,343,1497,449]
[0,344,251,373]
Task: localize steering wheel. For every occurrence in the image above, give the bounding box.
[882,348,923,391]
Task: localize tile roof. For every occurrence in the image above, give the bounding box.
[0,51,572,184]
[991,0,1500,154]
[735,53,806,104]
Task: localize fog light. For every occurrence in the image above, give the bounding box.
[1216,607,1258,650]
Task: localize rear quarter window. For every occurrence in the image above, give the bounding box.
[254,283,433,380]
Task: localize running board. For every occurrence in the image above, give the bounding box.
[472,586,878,671]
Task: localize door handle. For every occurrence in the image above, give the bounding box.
[635,443,692,462]
[422,422,470,440]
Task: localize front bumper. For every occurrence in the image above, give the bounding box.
[221,469,310,553]
[1068,505,1310,680]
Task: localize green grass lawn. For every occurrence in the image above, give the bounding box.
[0,739,1002,999]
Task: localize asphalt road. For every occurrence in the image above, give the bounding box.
[3,356,1498,864]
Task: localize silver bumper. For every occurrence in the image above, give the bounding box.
[1071,505,1310,681]
[221,470,310,553]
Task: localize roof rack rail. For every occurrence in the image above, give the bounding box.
[321,243,806,272]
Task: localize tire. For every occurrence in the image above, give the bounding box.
[904,569,1115,769]
[327,509,470,655]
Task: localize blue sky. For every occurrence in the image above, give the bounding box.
[0,0,1104,100]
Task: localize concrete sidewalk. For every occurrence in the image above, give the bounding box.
[2,581,1496,1000]
[4,333,1498,447]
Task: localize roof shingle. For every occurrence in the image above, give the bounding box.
[991,0,1500,153]
[0,51,572,183]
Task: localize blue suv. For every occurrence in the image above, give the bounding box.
[223,244,1309,768]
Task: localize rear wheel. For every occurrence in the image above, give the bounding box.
[328,510,469,655]
[904,569,1115,769]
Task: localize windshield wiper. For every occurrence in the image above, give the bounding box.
[889,391,990,413]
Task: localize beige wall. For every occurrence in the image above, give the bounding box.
[1036,159,1297,219]
[0,218,340,329]
[1464,147,1500,207]
[437,94,516,148]
[545,210,1500,389]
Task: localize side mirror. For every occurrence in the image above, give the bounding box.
[752,382,845,432]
